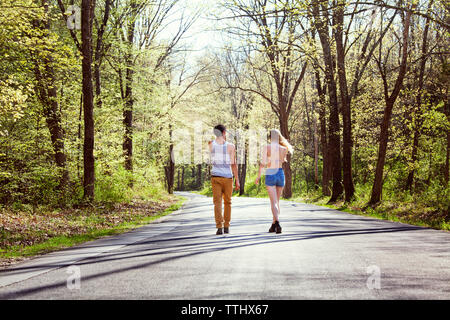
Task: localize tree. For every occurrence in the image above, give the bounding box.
[221,0,308,198]
[334,0,355,202]
[33,0,69,191]
[93,0,112,110]
[81,0,96,200]
[369,3,415,206]
[216,48,254,195]
[311,58,332,195]
[311,0,343,202]
[111,0,196,174]
[405,0,434,192]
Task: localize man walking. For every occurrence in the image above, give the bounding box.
[209,124,239,235]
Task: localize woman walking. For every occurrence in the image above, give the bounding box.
[255,129,293,234]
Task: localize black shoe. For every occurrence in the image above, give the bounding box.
[275,221,282,234]
[269,223,276,233]
[224,227,229,234]
[216,228,223,235]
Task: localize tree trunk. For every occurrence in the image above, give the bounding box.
[164,157,175,194]
[327,87,343,203]
[43,80,69,190]
[406,1,432,192]
[33,0,69,191]
[334,1,355,202]
[314,67,331,196]
[123,4,137,173]
[280,114,292,198]
[312,92,319,187]
[197,164,202,189]
[370,100,394,204]
[370,6,413,206]
[445,101,450,186]
[93,0,111,110]
[77,93,83,181]
[181,166,185,190]
[81,0,96,200]
[312,3,343,202]
[165,129,175,194]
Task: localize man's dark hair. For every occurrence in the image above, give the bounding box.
[213,124,226,137]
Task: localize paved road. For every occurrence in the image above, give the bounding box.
[0,192,449,299]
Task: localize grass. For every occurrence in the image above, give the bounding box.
[292,188,449,231]
[0,196,185,266]
[196,173,449,232]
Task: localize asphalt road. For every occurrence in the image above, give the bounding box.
[0,192,449,299]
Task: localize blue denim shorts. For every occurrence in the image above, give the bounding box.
[265,168,285,187]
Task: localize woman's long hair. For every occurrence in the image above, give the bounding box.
[270,129,293,155]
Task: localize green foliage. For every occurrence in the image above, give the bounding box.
[95,166,133,203]
[0,0,448,232]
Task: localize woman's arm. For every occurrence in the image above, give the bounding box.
[255,163,264,185]
[255,145,268,185]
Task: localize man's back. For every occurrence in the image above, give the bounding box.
[209,139,235,179]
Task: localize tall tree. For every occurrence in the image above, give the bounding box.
[342,4,397,201]
[314,67,332,195]
[164,125,175,194]
[33,0,69,191]
[223,0,308,198]
[114,0,194,174]
[334,0,355,202]
[369,3,415,205]
[93,0,112,109]
[216,48,253,195]
[311,0,343,202]
[81,0,96,200]
[405,0,434,192]
[122,1,138,173]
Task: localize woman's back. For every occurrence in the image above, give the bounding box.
[264,143,287,169]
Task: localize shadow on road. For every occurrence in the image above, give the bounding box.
[0,222,424,299]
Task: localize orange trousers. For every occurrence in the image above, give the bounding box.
[211,176,233,228]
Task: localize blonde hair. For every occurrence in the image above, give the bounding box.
[270,129,293,155]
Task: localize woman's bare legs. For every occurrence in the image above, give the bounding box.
[266,186,279,223]
[276,186,283,219]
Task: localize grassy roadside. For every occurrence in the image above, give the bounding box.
[0,196,186,267]
[196,176,449,231]
[291,193,450,231]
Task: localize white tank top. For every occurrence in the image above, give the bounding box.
[210,141,233,178]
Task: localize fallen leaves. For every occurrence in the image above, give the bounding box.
[0,197,178,264]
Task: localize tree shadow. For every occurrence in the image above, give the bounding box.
[0,224,425,299]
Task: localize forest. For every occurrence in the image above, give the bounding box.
[0,0,449,260]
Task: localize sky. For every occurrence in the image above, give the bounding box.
[162,0,231,61]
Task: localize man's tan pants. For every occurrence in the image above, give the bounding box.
[211,176,233,228]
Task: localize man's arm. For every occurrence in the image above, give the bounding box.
[229,144,240,190]
[208,140,213,152]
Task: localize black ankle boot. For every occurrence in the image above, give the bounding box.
[275,221,282,234]
[269,223,276,233]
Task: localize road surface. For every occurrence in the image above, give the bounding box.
[0,192,449,299]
